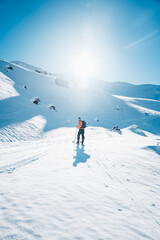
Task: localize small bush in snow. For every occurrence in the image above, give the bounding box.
[33,97,40,104]
[49,105,56,111]
[115,105,122,111]
[7,65,13,70]
[111,126,121,131]
[35,69,42,74]
[94,118,99,122]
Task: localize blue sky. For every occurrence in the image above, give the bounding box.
[0,0,160,84]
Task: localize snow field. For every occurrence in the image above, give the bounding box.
[0,127,160,240]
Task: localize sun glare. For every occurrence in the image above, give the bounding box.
[73,51,94,88]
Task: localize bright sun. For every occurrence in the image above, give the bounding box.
[73,52,94,88]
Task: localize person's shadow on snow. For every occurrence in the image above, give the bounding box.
[73,145,90,167]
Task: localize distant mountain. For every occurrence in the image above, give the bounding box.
[101,81,160,100]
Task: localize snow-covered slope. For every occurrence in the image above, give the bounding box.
[12,60,53,75]
[0,59,160,240]
[0,59,160,138]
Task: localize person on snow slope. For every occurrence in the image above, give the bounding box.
[77,117,85,145]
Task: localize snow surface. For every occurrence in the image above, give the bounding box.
[0,72,19,100]
[0,59,160,240]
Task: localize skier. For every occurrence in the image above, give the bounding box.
[76,117,86,145]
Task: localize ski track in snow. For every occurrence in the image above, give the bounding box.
[0,127,160,240]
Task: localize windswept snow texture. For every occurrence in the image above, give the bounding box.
[0,127,160,240]
[0,59,160,239]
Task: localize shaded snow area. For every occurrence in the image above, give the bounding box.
[0,59,160,239]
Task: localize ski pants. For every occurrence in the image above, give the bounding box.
[77,129,85,143]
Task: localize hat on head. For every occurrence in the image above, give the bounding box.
[78,117,81,120]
